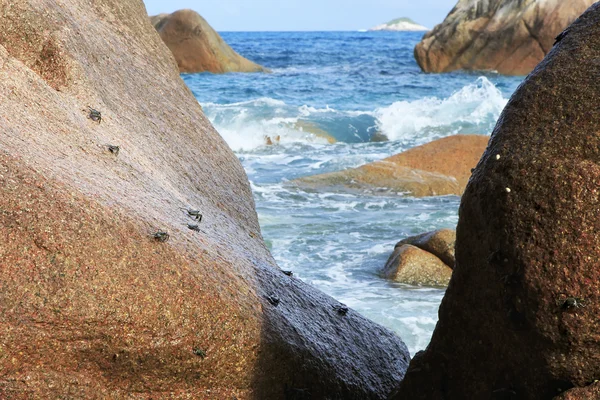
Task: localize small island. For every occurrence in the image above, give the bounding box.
[369,17,429,31]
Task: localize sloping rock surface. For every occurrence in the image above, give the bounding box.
[394,4,600,399]
[151,9,267,74]
[415,0,595,75]
[0,0,408,398]
[293,135,488,197]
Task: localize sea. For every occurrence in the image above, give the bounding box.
[182,31,524,355]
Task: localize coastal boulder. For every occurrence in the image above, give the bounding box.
[382,245,452,287]
[293,135,488,197]
[0,0,409,398]
[151,9,267,73]
[395,4,600,399]
[415,0,595,75]
[397,229,456,268]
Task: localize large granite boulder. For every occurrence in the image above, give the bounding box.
[293,135,488,197]
[394,3,600,399]
[0,0,408,398]
[415,0,595,75]
[151,9,268,74]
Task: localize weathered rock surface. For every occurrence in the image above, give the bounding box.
[397,229,456,268]
[394,4,600,399]
[382,245,452,287]
[0,0,409,398]
[415,0,595,75]
[151,9,268,74]
[293,135,488,197]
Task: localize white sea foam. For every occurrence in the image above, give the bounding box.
[374,77,507,142]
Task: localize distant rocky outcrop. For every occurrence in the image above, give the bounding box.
[369,17,428,31]
[414,0,595,75]
[292,135,488,197]
[394,3,600,398]
[382,229,455,287]
[0,0,409,398]
[151,9,268,73]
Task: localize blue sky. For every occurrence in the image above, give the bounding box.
[142,0,457,31]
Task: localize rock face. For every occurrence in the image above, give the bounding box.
[369,17,429,31]
[151,9,267,74]
[395,4,600,399]
[0,0,409,398]
[414,0,595,75]
[382,245,452,287]
[293,135,488,197]
[397,229,456,268]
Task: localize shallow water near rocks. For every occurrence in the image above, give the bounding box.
[183,31,523,355]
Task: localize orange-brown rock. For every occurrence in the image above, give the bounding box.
[415,0,595,75]
[553,382,600,400]
[382,245,452,287]
[151,9,267,74]
[293,135,488,197]
[394,4,600,399]
[397,229,456,268]
[0,0,408,398]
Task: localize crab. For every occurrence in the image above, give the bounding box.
[87,106,101,123]
[333,304,349,316]
[560,297,585,310]
[265,295,280,307]
[180,207,202,222]
[152,230,170,242]
[187,223,201,232]
[107,145,119,156]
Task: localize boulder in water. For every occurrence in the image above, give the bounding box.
[151,9,268,73]
[293,135,488,197]
[0,0,409,397]
[394,3,600,398]
[382,244,452,287]
[397,229,456,268]
[415,0,595,75]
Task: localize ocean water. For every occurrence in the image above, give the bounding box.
[183,31,524,355]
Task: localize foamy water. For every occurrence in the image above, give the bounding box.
[184,31,523,354]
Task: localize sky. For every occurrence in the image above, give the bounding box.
[142,0,457,31]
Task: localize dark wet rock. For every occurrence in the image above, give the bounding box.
[397,229,456,268]
[151,9,268,74]
[0,0,408,398]
[393,3,600,399]
[415,0,595,75]
[382,244,452,287]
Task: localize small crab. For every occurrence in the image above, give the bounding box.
[265,295,280,307]
[107,145,120,156]
[282,270,293,276]
[192,347,206,359]
[560,297,585,310]
[152,230,170,242]
[180,207,202,222]
[187,223,201,232]
[333,304,349,316]
[87,106,102,123]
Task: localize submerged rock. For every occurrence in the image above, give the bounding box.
[151,9,268,74]
[293,135,488,197]
[397,229,456,268]
[394,3,600,398]
[382,244,452,287]
[415,0,595,75]
[0,0,409,398]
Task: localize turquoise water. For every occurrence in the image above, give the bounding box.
[183,31,524,354]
